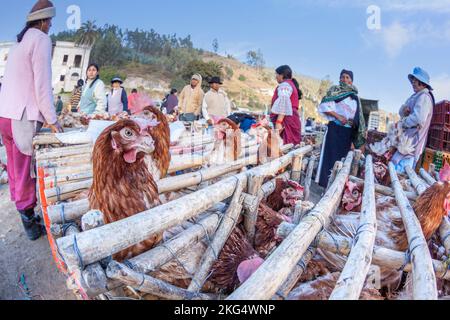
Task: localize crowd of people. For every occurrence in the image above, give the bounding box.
[0,0,437,241]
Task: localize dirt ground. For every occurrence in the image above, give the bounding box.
[0,147,75,300]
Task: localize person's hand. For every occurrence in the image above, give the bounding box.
[337,115,348,126]
[404,106,411,116]
[275,122,284,132]
[49,122,64,133]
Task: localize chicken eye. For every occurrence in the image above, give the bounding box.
[124,128,134,138]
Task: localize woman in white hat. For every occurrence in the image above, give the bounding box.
[107,77,129,116]
[392,67,435,173]
[0,0,63,240]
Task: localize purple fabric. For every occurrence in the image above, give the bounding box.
[0,118,36,210]
[165,95,179,114]
[270,79,302,145]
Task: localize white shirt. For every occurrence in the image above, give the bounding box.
[318,96,357,123]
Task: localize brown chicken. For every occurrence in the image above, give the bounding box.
[208,118,242,166]
[323,179,450,289]
[209,227,264,293]
[89,119,163,262]
[248,122,283,164]
[255,179,304,257]
[134,104,171,181]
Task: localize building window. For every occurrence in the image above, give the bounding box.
[71,73,80,81]
[74,55,82,68]
[62,55,69,65]
[60,75,65,82]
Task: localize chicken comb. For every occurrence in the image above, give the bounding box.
[133,93,155,113]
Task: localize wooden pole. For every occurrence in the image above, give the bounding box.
[405,165,429,195]
[272,247,316,300]
[439,217,450,255]
[106,261,217,300]
[349,176,417,201]
[327,161,343,191]
[279,226,450,281]
[46,156,257,225]
[187,180,245,292]
[419,168,437,186]
[351,150,362,177]
[56,174,248,273]
[291,154,303,183]
[56,147,313,273]
[87,213,223,297]
[227,152,354,300]
[303,155,317,202]
[243,173,265,244]
[329,155,377,300]
[388,162,438,300]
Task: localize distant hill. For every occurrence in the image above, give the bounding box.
[52,23,330,121]
[118,52,328,121]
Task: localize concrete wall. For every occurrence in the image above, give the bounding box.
[0,41,91,94]
[52,41,91,93]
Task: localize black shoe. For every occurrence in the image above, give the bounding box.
[18,209,42,241]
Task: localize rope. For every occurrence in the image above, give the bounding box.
[62,222,78,237]
[354,222,373,243]
[159,243,204,294]
[60,203,66,225]
[73,234,85,270]
[56,186,61,203]
[123,260,136,270]
[397,250,411,272]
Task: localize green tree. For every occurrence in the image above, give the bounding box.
[175,60,223,91]
[75,20,100,47]
[212,38,219,54]
[246,49,265,70]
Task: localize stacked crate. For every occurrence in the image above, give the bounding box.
[424,101,450,172]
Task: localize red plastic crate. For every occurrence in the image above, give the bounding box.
[428,125,450,152]
[431,100,450,127]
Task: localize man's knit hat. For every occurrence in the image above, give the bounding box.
[27,0,56,22]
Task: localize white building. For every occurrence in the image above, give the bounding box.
[368,110,400,133]
[0,41,91,94]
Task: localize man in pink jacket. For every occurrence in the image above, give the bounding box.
[0,0,63,240]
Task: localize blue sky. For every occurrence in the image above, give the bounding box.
[1,0,449,113]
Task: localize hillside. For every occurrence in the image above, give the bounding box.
[118,52,327,121]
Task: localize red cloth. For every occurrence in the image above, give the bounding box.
[0,118,36,210]
[270,80,302,145]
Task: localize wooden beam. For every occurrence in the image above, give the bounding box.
[419,168,437,186]
[330,155,377,300]
[388,162,438,300]
[187,180,245,292]
[227,152,354,300]
[405,165,429,195]
[56,147,314,273]
[349,176,417,201]
[303,155,317,202]
[106,261,217,300]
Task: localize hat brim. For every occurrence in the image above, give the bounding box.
[209,81,223,85]
[111,79,123,84]
[408,74,433,90]
[27,7,56,22]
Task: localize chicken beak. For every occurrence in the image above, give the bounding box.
[135,135,155,155]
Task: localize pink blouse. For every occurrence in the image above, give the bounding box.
[0,28,57,125]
